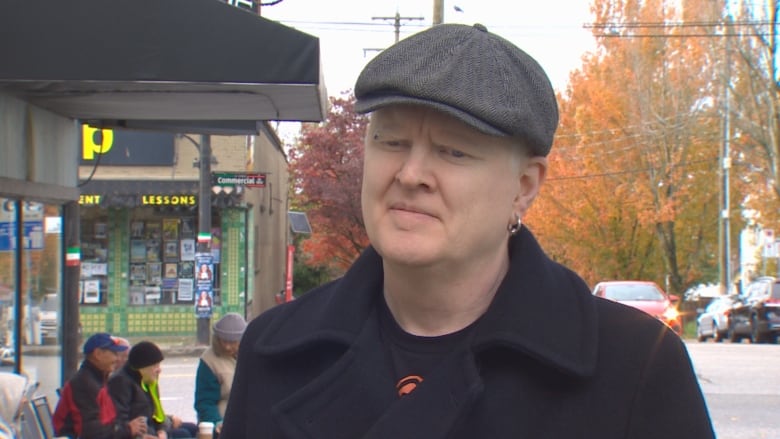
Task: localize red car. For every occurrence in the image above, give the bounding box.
[592,280,682,335]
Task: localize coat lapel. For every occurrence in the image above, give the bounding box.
[270,305,397,438]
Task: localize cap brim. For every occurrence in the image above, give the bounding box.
[355,95,507,138]
[104,344,129,353]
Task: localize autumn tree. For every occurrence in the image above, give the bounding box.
[288,95,369,274]
[527,0,740,295]
[726,0,780,230]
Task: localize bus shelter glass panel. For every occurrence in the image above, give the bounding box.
[0,198,63,404]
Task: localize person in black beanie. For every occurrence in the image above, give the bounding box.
[109,341,197,439]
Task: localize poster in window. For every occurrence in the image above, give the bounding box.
[146,240,160,262]
[164,263,178,279]
[131,221,145,238]
[180,239,195,261]
[163,218,179,240]
[130,240,146,262]
[130,286,145,305]
[145,286,161,305]
[180,217,195,238]
[147,262,162,285]
[178,278,194,301]
[164,240,178,261]
[130,264,146,281]
[179,261,194,278]
[83,279,100,304]
[145,221,161,240]
[94,223,107,239]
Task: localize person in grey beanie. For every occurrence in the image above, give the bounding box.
[222,23,714,438]
[194,313,247,437]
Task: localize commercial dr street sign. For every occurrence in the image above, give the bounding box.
[212,172,266,188]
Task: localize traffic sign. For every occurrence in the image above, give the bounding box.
[212,172,266,188]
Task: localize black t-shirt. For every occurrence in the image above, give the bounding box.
[378,297,478,397]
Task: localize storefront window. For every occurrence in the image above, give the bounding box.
[79,207,222,307]
[80,216,109,305]
[0,198,63,404]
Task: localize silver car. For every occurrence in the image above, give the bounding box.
[696,295,738,342]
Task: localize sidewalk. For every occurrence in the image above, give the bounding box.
[19,336,208,358]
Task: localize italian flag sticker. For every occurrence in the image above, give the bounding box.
[66,247,81,267]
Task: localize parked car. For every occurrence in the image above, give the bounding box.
[696,295,739,342]
[730,276,780,344]
[37,294,58,345]
[592,280,682,335]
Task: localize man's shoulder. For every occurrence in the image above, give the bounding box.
[251,280,339,329]
[244,279,357,350]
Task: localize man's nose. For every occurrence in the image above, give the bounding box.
[395,144,434,188]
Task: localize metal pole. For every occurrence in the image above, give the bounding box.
[197,135,212,345]
[62,201,80,381]
[13,200,22,374]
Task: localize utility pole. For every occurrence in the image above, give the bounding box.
[372,12,424,43]
[719,17,732,295]
[197,135,212,344]
[433,0,443,25]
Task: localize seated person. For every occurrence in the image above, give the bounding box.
[109,341,197,439]
[53,332,147,439]
[194,313,247,436]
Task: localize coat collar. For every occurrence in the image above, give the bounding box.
[253,227,598,377]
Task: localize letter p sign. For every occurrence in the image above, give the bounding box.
[82,125,114,160]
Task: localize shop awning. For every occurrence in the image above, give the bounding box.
[79,180,243,209]
[0,0,327,134]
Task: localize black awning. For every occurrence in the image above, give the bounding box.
[0,0,327,134]
[79,179,243,208]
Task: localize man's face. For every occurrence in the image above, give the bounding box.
[361,105,545,270]
[92,348,119,374]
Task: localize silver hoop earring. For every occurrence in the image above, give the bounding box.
[507,214,522,235]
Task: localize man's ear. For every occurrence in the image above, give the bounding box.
[513,156,547,218]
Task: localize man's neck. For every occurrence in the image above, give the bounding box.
[382,253,509,337]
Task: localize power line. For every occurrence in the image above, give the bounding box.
[546,157,719,182]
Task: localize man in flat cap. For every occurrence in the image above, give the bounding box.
[222,24,714,438]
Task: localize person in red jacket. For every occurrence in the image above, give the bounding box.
[53,332,148,439]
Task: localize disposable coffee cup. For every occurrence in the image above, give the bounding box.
[197,422,215,439]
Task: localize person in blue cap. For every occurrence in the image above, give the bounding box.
[53,332,148,438]
[222,23,715,438]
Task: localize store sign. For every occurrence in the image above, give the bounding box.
[79,194,197,206]
[141,195,197,206]
[80,125,175,166]
[79,195,103,206]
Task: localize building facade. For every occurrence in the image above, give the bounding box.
[77,124,291,337]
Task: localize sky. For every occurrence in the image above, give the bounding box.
[259,0,598,139]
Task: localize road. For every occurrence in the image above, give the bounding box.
[687,341,780,439]
[5,341,779,438]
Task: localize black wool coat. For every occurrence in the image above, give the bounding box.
[221,228,715,439]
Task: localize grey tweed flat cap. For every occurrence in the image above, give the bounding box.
[354,23,558,156]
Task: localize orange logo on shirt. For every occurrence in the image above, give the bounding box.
[396,375,423,397]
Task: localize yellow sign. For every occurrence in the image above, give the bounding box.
[141,195,197,206]
[82,125,114,160]
[79,195,103,205]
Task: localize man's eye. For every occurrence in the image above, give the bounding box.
[441,147,467,159]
